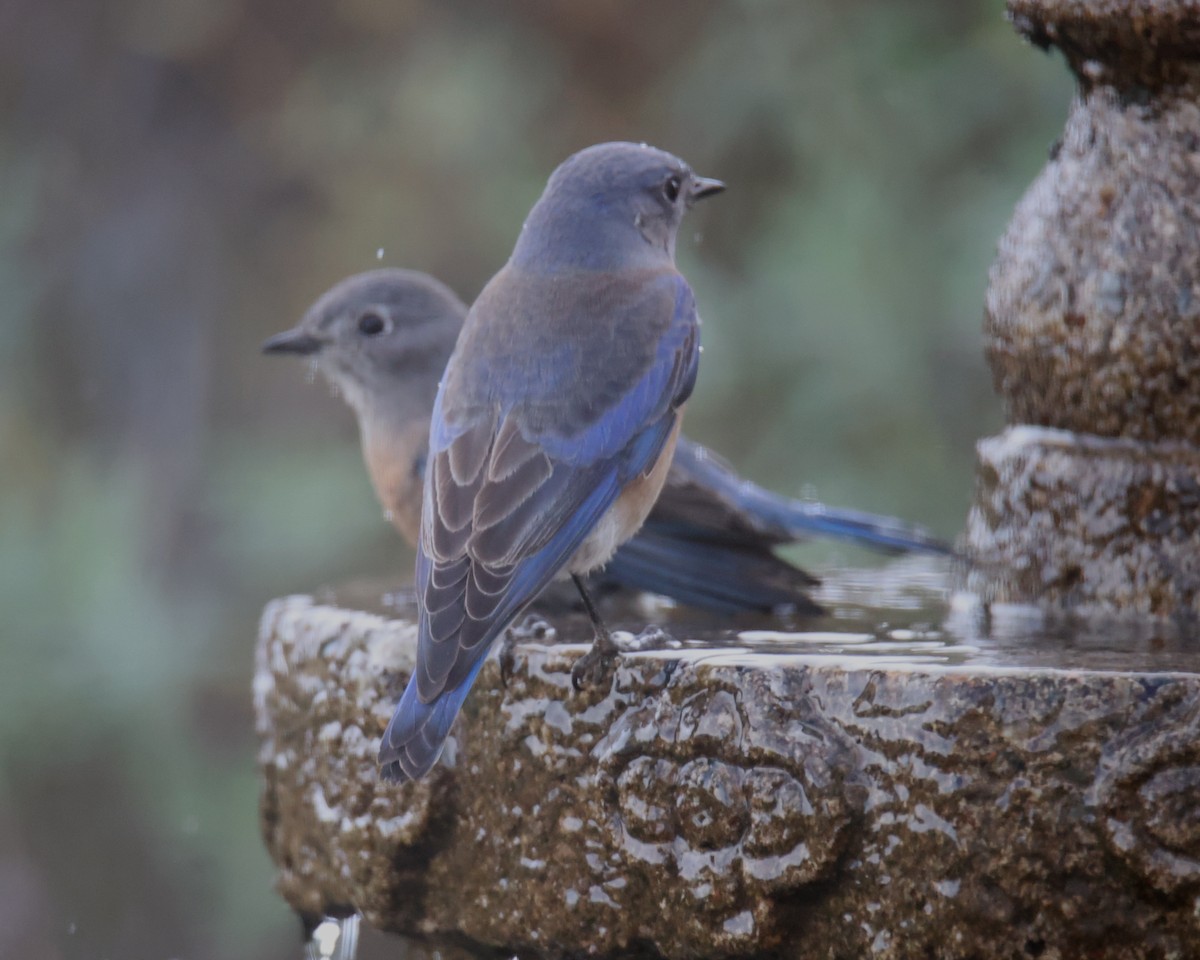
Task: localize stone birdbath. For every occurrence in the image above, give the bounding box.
[256,2,1200,956]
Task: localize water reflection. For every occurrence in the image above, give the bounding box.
[335,555,1200,676]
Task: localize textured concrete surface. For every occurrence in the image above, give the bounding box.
[257,595,1200,958]
[966,0,1200,612]
[1007,0,1200,87]
[983,79,1200,442]
[963,426,1200,616]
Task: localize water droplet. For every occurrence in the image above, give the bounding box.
[306,916,361,960]
[311,919,340,958]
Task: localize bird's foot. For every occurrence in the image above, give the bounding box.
[569,624,679,690]
[499,634,516,689]
[570,644,617,691]
[499,614,556,688]
[570,625,624,691]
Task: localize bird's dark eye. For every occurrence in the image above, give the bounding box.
[358,312,386,336]
[663,174,682,203]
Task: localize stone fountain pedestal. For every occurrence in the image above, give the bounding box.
[256,594,1200,958]
[963,0,1200,614]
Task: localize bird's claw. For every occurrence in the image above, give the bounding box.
[499,633,516,689]
[571,645,618,691]
[499,614,557,689]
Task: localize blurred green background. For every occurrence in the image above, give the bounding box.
[1,1,1069,956]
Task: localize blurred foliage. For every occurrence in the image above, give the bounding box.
[0,0,1069,956]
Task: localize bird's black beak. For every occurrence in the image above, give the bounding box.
[262,328,323,356]
[689,176,726,202]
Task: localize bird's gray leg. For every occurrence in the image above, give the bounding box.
[569,574,621,690]
[498,627,518,689]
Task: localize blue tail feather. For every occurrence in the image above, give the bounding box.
[663,438,952,556]
[603,529,824,615]
[738,499,953,555]
[378,655,486,783]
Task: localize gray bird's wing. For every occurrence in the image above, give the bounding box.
[413,271,698,702]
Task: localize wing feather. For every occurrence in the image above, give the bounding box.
[447,408,495,485]
[488,416,540,480]
[401,272,698,718]
[475,449,554,529]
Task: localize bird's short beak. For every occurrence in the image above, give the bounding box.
[689,176,726,202]
[261,328,323,355]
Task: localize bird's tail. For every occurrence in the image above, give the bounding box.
[602,529,824,616]
[758,499,953,555]
[377,657,485,783]
[667,438,952,556]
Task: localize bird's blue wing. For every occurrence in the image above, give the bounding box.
[379,272,697,780]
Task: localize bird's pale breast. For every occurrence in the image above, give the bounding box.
[566,412,683,574]
[362,417,429,547]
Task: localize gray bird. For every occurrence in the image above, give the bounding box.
[265,269,949,614]
[390,142,720,781]
[265,145,948,782]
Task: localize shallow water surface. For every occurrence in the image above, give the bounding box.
[333,555,1200,677]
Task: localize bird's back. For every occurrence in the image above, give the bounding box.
[440,263,683,442]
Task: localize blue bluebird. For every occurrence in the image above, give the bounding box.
[264,272,952,617]
[264,155,955,781]
[382,142,722,781]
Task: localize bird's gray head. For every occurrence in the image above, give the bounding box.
[511,142,725,272]
[262,268,465,417]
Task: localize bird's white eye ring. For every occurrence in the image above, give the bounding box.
[663,174,682,203]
